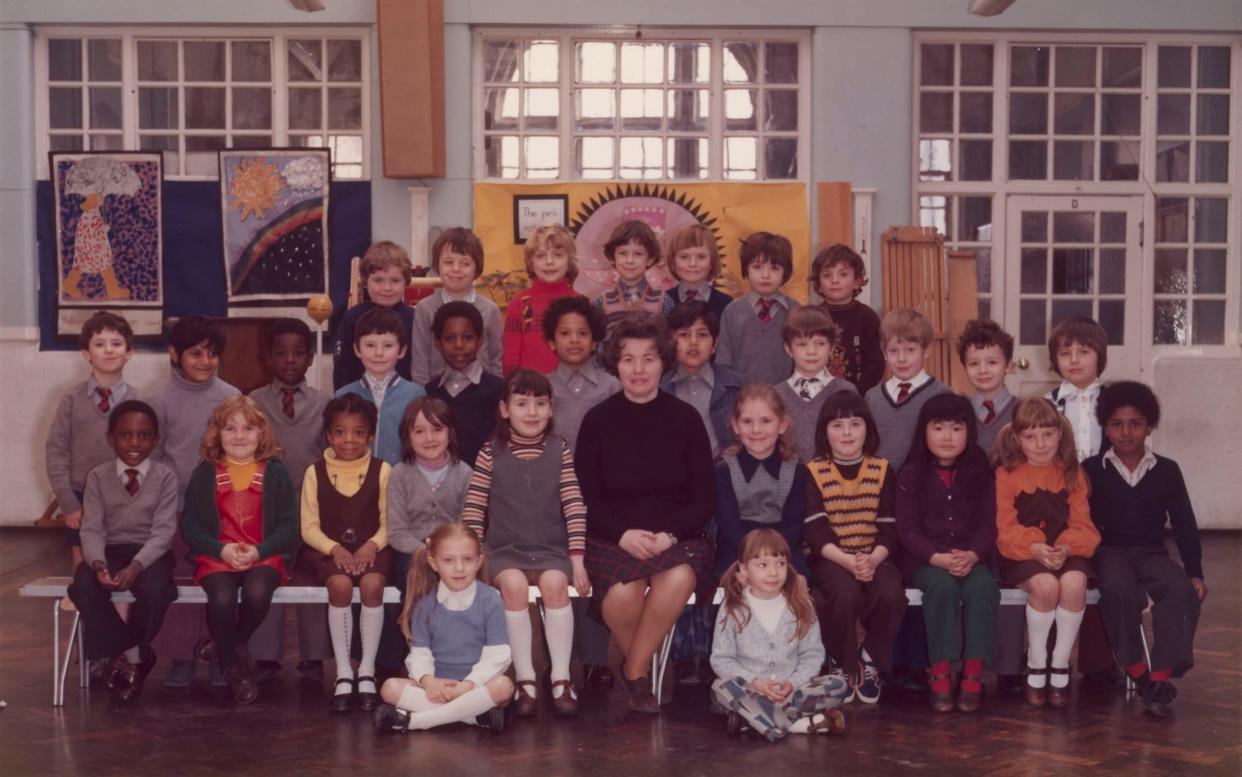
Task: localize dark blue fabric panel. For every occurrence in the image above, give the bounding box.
[37,179,370,351]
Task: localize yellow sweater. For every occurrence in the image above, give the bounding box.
[300,449,391,555]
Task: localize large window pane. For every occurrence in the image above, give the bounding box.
[88,87,122,130]
[919,139,951,182]
[184,41,225,82]
[1055,47,1096,88]
[1101,93,1140,135]
[287,39,322,82]
[920,44,954,86]
[1010,46,1049,87]
[573,88,612,131]
[671,89,710,132]
[1158,46,1192,88]
[49,87,82,129]
[185,88,226,129]
[1053,92,1095,135]
[482,40,519,83]
[1009,141,1047,180]
[619,88,663,131]
[668,137,708,179]
[1009,93,1047,134]
[1194,198,1228,243]
[765,138,798,179]
[576,42,616,84]
[1099,140,1140,181]
[959,92,992,133]
[88,39,122,81]
[524,136,559,178]
[1154,248,1188,294]
[668,43,709,85]
[1053,140,1093,180]
[231,41,271,82]
[764,42,798,84]
[1195,141,1229,183]
[1197,94,1230,136]
[920,92,953,133]
[523,88,559,131]
[1193,248,1227,294]
[486,87,521,130]
[576,136,614,179]
[960,140,992,181]
[620,43,663,84]
[524,41,559,83]
[137,41,178,81]
[764,90,797,132]
[723,43,758,84]
[48,39,83,81]
[327,40,362,82]
[960,44,993,86]
[1192,300,1225,344]
[723,136,758,179]
[1197,46,1230,89]
[139,87,178,129]
[1153,299,1188,344]
[618,136,661,179]
[1102,47,1141,88]
[233,87,272,130]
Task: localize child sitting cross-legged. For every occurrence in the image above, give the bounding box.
[711,529,849,741]
[375,522,514,733]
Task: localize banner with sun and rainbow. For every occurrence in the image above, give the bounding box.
[219,148,331,302]
[472,182,810,305]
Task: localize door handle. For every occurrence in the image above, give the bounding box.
[1015,357,1030,370]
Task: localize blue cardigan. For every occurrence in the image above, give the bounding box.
[335,377,426,464]
[660,362,745,455]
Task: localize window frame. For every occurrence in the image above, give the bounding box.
[33,26,372,181]
[912,30,1242,361]
[471,27,812,183]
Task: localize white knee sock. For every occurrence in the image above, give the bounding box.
[506,609,536,685]
[1050,606,1085,688]
[328,605,354,693]
[543,604,574,686]
[357,605,384,693]
[123,646,141,664]
[406,685,496,730]
[1026,605,1055,688]
[396,684,438,713]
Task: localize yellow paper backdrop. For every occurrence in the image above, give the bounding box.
[472,182,811,304]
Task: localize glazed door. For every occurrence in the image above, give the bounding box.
[1004,195,1144,397]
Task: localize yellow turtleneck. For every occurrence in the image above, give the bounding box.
[299,448,390,555]
[224,457,258,492]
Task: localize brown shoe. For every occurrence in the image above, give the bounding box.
[1047,668,1071,708]
[626,675,659,714]
[1024,666,1047,707]
[513,680,538,717]
[225,663,258,705]
[956,673,983,713]
[929,668,954,712]
[550,679,580,717]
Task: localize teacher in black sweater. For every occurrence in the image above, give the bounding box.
[575,312,717,714]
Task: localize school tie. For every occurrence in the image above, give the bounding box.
[281,387,298,419]
[896,382,912,403]
[684,289,698,301]
[795,377,820,400]
[982,400,996,425]
[95,387,112,413]
[124,468,140,496]
[756,298,774,323]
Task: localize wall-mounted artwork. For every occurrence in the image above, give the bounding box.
[220,148,330,301]
[52,151,163,334]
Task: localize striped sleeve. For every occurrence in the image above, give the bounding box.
[461,443,494,541]
[557,440,588,554]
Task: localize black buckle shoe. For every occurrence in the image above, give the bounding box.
[329,677,356,713]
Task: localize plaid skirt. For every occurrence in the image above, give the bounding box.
[585,534,715,621]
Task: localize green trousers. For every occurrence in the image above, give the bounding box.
[911,564,1000,666]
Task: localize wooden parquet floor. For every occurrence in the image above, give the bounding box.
[1,528,1239,777]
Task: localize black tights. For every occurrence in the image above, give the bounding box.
[202,567,282,667]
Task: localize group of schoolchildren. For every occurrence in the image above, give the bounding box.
[49,217,1205,741]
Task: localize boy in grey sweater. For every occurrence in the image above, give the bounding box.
[67,400,179,702]
[863,308,952,469]
[774,305,858,462]
[146,315,239,690]
[46,311,136,569]
[716,232,798,385]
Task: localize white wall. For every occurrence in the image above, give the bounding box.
[1,1,1240,525]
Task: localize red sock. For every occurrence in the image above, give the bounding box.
[1149,669,1171,683]
[1126,660,1148,679]
[930,661,951,693]
[961,659,984,693]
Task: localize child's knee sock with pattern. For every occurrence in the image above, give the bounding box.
[357,605,384,693]
[328,605,354,694]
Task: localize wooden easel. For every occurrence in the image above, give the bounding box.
[881,227,953,384]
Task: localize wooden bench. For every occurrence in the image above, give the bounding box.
[18,578,1099,707]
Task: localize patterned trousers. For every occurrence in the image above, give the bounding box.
[711,674,849,742]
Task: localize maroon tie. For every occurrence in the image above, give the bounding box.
[684,289,698,301]
[896,382,912,403]
[982,400,996,425]
[281,387,298,420]
[96,387,112,413]
[124,468,140,496]
[756,298,774,323]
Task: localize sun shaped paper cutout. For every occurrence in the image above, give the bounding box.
[227,157,286,222]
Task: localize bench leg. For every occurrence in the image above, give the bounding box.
[651,627,676,705]
[53,599,61,706]
[78,618,89,688]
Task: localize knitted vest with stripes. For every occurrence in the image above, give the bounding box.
[808,456,888,554]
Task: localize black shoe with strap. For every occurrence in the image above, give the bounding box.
[373,702,410,733]
[356,675,378,711]
[329,677,356,713]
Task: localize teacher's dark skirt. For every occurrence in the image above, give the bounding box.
[999,554,1093,587]
[584,535,715,621]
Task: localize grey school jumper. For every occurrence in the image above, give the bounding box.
[716,292,797,386]
[45,378,131,513]
[251,380,328,495]
[865,378,952,469]
[386,459,474,554]
[774,378,858,463]
[546,361,620,452]
[79,459,180,570]
[147,370,241,509]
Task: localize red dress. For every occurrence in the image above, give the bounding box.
[193,462,287,583]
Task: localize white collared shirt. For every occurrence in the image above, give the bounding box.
[885,370,931,401]
[678,281,714,302]
[436,579,478,611]
[87,376,129,404]
[115,456,152,483]
[1103,445,1158,488]
[363,371,398,409]
[1049,380,1102,460]
[440,287,478,305]
[441,360,483,398]
[788,368,834,400]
